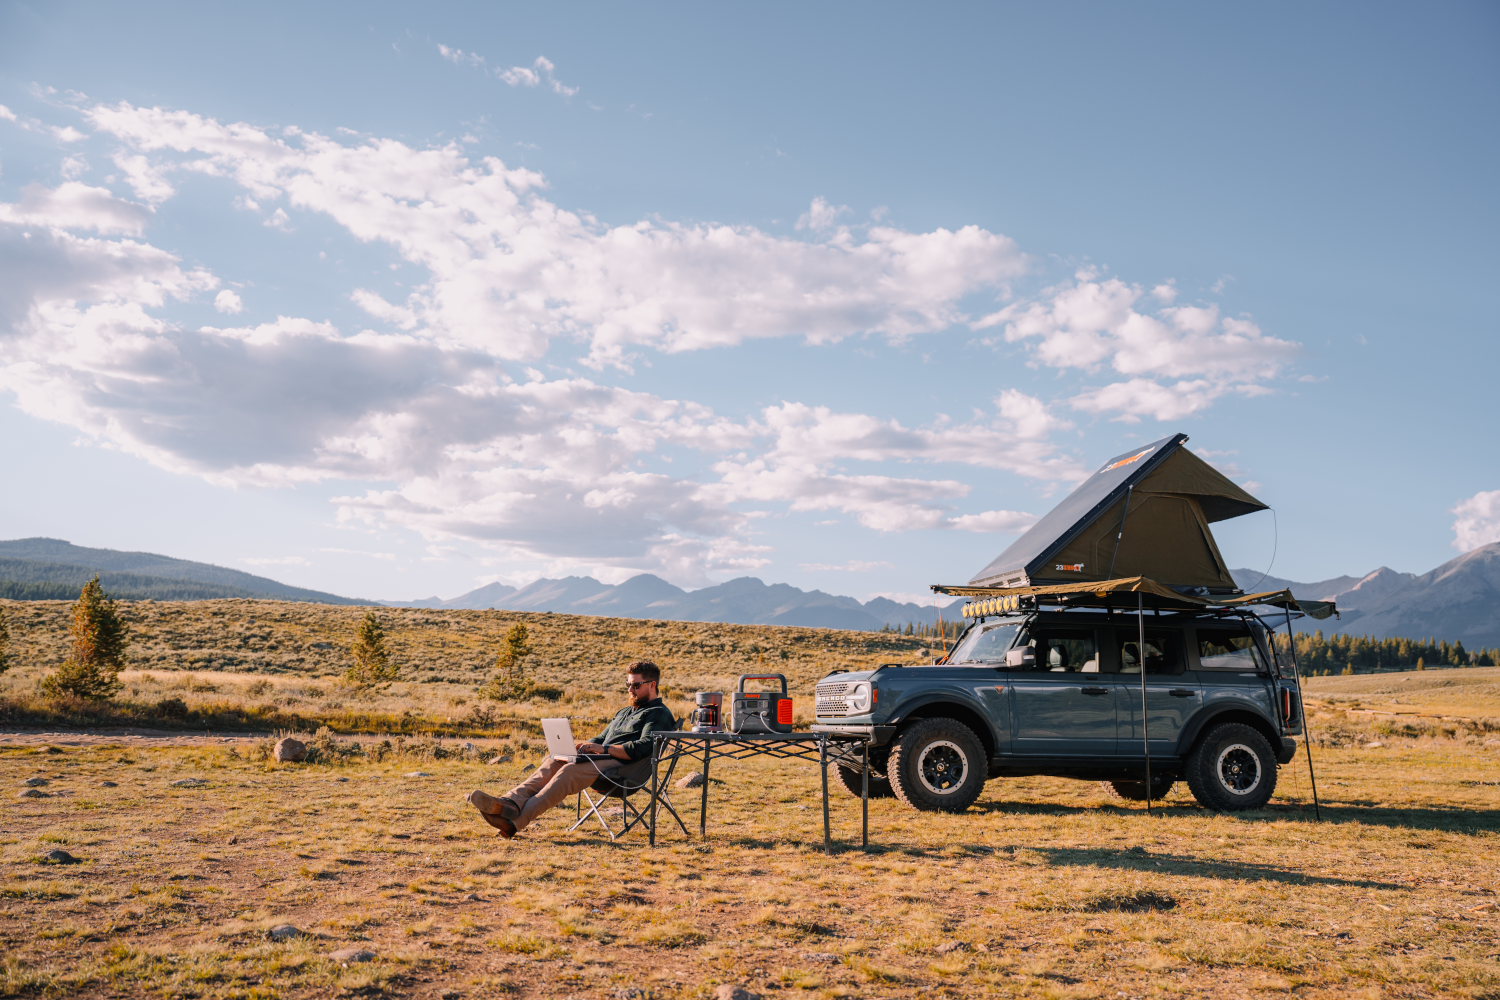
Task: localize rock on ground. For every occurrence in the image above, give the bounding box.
[675,771,705,789]
[42,850,78,864]
[714,986,760,1000]
[328,947,376,963]
[17,789,45,799]
[23,777,48,787]
[98,781,118,787]
[404,771,433,778]
[266,924,304,941]
[487,755,513,765]
[274,737,308,762]
[170,778,207,787]
[936,939,969,953]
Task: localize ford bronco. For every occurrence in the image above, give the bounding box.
[813,607,1302,812]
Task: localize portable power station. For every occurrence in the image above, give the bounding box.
[728,674,794,734]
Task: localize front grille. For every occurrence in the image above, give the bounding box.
[816,681,852,717]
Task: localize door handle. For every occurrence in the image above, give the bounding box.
[1081,686,1109,695]
[1168,688,1196,697]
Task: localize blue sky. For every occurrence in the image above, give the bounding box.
[1,1,1497,604]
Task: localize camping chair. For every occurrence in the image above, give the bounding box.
[570,718,686,840]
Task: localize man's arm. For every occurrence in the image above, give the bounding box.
[615,704,677,762]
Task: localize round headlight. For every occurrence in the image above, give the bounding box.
[848,682,871,713]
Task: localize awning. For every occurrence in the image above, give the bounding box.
[932,576,1339,620]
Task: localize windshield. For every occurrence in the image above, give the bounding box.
[948,620,1021,664]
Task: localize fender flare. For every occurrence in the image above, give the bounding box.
[1176,706,1280,757]
[887,693,1004,758]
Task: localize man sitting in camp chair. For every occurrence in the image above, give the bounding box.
[466,661,675,838]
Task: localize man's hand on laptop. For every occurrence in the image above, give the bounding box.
[576,742,626,759]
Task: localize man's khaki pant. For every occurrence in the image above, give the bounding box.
[505,757,620,832]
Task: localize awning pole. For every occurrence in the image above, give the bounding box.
[1139,590,1151,815]
[1284,607,1321,821]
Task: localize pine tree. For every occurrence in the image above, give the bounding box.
[478,623,534,701]
[42,576,128,699]
[0,604,11,675]
[344,610,399,686]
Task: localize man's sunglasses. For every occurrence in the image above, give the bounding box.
[625,680,654,691]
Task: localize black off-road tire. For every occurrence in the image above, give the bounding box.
[834,764,895,799]
[1184,722,1278,811]
[1099,776,1176,801]
[887,717,987,813]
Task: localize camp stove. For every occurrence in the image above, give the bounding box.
[728,673,794,734]
[690,691,723,733]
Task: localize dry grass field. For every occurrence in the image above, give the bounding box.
[0,599,933,738]
[1,601,1498,999]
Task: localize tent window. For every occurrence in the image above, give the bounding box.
[949,623,1019,665]
[1198,630,1270,672]
[1118,629,1183,675]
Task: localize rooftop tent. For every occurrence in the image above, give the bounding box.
[968,433,1269,593]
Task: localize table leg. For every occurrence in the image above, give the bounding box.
[699,736,711,838]
[820,736,831,853]
[861,740,869,850]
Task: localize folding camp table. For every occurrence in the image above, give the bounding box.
[645,731,873,851]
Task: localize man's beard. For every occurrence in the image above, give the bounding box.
[631,690,653,708]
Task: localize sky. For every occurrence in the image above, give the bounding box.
[1,1,1497,605]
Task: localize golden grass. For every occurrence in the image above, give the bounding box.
[0,733,1495,999]
[0,599,932,735]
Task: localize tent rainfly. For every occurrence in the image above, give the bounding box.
[967,432,1267,594]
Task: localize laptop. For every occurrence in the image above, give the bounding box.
[541,718,615,763]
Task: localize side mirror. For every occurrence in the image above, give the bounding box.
[1005,647,1036,669]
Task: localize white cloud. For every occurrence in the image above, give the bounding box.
[243,556,312,567]
[437,43,484,66]
[796,196,848,232]
[799,560,894,572]
[111,153,175,205]
[0,104,16,122]
[263,207,292,231]
[0,182,151,234]
[499,56,577,96]
[1452,490,1500,553]
[60,156,88,180]
[975,270,1299,422]
[1070,377,1226,422]
[82,102,1027,369]
[214,289,244,314]
[947,509,1037,533]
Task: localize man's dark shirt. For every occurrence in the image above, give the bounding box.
[591,697,676,762]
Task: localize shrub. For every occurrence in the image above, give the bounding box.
[477,623,534,701]
[0,605,10,674]
[345,610,399,686]
[154,697,189,720]
[41,576,128,700]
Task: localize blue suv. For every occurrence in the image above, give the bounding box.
[814,609,1302,812]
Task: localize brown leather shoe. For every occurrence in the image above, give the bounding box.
[466,789,520,820]
[481,812,516,838]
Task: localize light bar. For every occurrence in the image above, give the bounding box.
[961,594,1030,618]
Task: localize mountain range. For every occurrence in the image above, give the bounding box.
[3,536,1496,644]
[0,538,362,604]
[381,574,962,631]
[1230,541,1500,647]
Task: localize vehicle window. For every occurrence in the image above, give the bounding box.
[1118,629,1182,675]
[949,623,1019,664]
[1198,630,1270,672]
[1026,628,1098,673]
